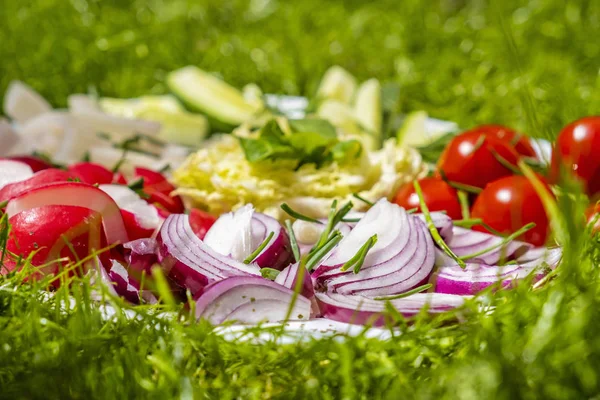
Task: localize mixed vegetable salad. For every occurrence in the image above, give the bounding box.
[0,65,598,330]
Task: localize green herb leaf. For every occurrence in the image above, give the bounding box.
[288,118,336,138]
[260,267,280,280]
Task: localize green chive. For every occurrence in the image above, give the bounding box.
[459,222,536,261]
[452,218,482,228]
[414,180,465,268]
[374,283,433,300]
[490,148,522,174]
[352,193,374,206]
[339,234,378,274]
[457,190,470,219]
[243,232,274,264]
[260,267,280,280]
[304,231,343,271]
[284,220,301,263]
[280,203,322,224]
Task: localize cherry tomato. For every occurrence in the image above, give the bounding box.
[393,177,463,220]
[464,125,537,158]
[189,209,217,240]
[471,175,551,246]
[551,116,600,197]
[437,130,520,189]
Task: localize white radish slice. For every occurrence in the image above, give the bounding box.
[89,147,167,174]
[3,81,52,123]
[0,120,20,157]
[0,160,34,190]
[99,184,162,230]
[72,109,161,139]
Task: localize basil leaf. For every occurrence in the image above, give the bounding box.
[288,118,336,138]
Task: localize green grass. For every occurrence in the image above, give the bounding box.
[1,0,600,398]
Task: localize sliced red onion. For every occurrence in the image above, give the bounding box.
[415,212,454,242]
[293,219,352,257]
[204,206,292,270]
[157,214,260,295]
[108,259,158,304]
[123,238,158,272]
[274,262,314,300]
[315,292,468,326]
[194,276,311,324]
[434,262,547,295]
[3,81,52,123]
[445,226,532,265]
[517,246,562,267]
[0,160,33,191]
[313,199,435,296]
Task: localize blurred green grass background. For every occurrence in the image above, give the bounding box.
[0,0,598,136]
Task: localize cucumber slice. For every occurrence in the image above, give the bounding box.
[136,107,209,147]
[167,66,263,127]
[354,78,382,136]
[316,66,357,104]
[100,96,209,146]
[396,111,430,147]
[317,100,361,135]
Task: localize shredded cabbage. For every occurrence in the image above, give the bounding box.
[173,134,426,220]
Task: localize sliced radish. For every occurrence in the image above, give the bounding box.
[6,182,129,245]
[68,162,114,185]
[99,184,162,240]
[0,169,79,203]
[3,81,52,123]
[0,160,34,191]
[4,155,53,172]
[4,205,103,277]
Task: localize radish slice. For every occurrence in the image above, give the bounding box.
[5,182,129,245]
[4,155,53,172]
[313,199,435,297]
[315,292,468,326]
[0,169,79,202]
[157,214,261,295]
[0,120,20,156]
[194,276,311,324]
[99,184,162,231]
[275,262,315,300]
[0,160,33,190]
[445,226,532,265]
[69,162,114,185]
[3,81,52,123]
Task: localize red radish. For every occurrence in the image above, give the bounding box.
[0,168,78,202]
[113,173,128,185]
[3,205,103,278]
[189,209,217,240]
[99,184,162,241]
[132,167,184,213]
[5,181,129,245]
[4,155,52,172]
[0,160,34,191]
[68,162,114,185]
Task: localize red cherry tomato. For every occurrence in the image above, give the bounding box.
[393,177,463,220]
[4,205,103,280]
[464,125,537,158]
[551,116,600,197]
[471,175,551,246]
[4,155,53,172]
[68,162,114,185]
[437,130,521,189]
[189,209,217,240]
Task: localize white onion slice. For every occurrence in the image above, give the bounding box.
[68,94,101,113]
[315,292,468,326]
[194,276,311,324]
[3,81,52,123]
[0,120,20,156]
[293,219,352,257]
[313,199,435,296]
[72,109,161,139]
[0,160,33,190]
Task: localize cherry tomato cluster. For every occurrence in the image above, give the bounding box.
[395,118,600,246]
